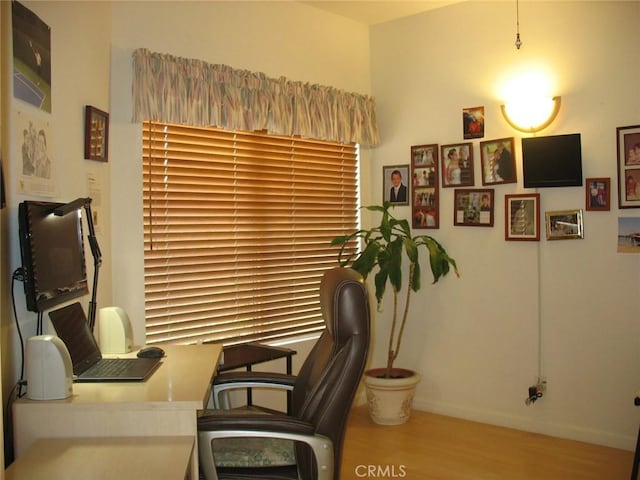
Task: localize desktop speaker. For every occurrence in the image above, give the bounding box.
[26,335,73,400]
[98,306,133,354]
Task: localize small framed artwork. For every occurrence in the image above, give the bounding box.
[585,177,610,211]
[616,125,640,208]
[505,193,540,241]
[440,143,474,188]
[480,137,516,185]
[84,105,109,162]
[463,106,484,139]
[411,144,439,229]
[383,164,410,205]
[453,188,494,227]
[545,209,584,240]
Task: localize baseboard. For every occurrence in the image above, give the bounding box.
[413,397,636,451]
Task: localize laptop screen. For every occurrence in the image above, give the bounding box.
[49,302,102,376]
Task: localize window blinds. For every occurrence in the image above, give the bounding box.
[142,122,359,345]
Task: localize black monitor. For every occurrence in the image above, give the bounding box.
[522,133,583,188]
[18,200,89,312]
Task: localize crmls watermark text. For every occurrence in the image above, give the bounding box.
[355,465,407,478]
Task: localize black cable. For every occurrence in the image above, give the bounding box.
[11,268,26,397]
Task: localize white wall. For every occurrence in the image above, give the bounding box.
[370,1,640,449]
[109,1,373,343]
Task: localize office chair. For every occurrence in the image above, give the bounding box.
[198,267,371,480]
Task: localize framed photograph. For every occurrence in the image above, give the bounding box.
[545,209,584,240]
[411,144,439,229]
[480,137,516,185]
[463,106,484,139]
[440,143,474,188]
[454,188,494,227]
[84,105,109,161]
[585,177,610,211]
[383,164,410,205]
[616,125,640,208]
[505,193,540,241]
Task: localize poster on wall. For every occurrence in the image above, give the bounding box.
[16,110,57,197]
[12,1,52,113]
[617,217,640,253]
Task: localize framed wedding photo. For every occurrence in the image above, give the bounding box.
[505,193,540,241]
[585,177,610,211]
[545,209,584,240]
[383,164,410,206]
[480,137,516,185]
[616,124,640,208]
[453,188,494,227]
[440,142,474,188]
[411,144,439,229]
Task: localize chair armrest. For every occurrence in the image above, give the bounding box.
[198,414,333,480]
[211,372,295,409]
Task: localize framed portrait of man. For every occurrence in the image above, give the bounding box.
[383,165,410,206]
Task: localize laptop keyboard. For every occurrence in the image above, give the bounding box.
[86,359,139,377]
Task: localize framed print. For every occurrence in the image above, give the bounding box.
[480,137,516,185]
[505,193,540,241]
[440,143,474,188]
[454,188,494,227]
[383,164,410,205]
[84,105,109,161]
[616,125,640,208]
[411,144,439,228]
[585,177,610,211]
[463,106,484,139]
[545,209,584,240]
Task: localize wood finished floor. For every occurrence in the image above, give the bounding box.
[341,406,634,479]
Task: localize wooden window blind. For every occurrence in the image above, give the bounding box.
[142,122,359,345]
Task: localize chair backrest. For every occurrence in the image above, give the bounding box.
[292,267,370,480]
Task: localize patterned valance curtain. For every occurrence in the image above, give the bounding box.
[132,48,379,146]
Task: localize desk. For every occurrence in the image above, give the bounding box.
[13,344,221,479]
[218,343,296,411]
[6,436,194,480]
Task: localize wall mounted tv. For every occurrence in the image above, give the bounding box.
[522,133,583,188]
[18,200,89,312]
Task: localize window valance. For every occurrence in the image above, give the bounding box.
[132,48,379,146]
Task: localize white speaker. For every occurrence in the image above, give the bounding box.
[98,306,133,354]
[26,335,73,400]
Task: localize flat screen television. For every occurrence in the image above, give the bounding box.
[522,133,583,188]
[18,200,88,312]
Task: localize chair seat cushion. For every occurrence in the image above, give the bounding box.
[213,437,295,467]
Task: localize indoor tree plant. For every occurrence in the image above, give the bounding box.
[331,202,459,424]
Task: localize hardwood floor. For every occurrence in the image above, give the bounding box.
[341,406,634,479]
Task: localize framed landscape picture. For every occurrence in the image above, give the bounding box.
[411,144,439,228]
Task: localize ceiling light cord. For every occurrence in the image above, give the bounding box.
[515,0,522,49]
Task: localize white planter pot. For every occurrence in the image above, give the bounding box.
[363,368,421,425]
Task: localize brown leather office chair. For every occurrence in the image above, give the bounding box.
[198,267,371,480]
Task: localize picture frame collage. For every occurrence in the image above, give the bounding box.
[382,114,632,240]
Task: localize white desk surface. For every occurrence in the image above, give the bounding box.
[6,436,194,480]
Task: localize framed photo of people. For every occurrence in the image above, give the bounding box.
[453,188,494,227]
[505,193,540,241]
[440,142,474,188]
[382,164,410,206]
[411,144,439,229]
[480,137,516,185]
[585,177,610,211]
[545,209,584,240]
[616,125,640,208]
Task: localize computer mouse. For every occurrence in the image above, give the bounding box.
[137,346,165,359]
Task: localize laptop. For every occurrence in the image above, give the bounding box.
[48,302,161,382]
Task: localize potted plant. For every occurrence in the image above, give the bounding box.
[331,202,459,424]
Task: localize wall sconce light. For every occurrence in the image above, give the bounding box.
[500,96,561,133]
